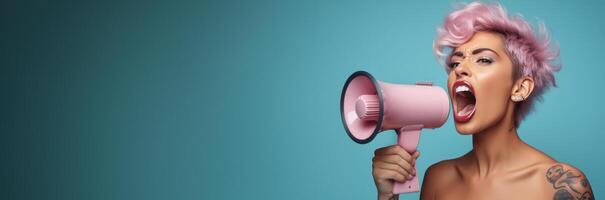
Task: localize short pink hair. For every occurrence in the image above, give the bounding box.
[434,2,561,127]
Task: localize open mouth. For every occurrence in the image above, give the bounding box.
[453,80,476,123]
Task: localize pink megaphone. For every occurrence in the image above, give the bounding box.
[340,71,450,194]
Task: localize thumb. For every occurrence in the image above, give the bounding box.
[412,151,420,159]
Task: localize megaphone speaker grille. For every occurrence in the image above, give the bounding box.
[340,71,384,144]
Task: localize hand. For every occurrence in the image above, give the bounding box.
[372,145,420,200]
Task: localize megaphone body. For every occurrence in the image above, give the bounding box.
[340,71,450,194]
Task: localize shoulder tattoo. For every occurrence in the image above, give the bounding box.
[546,164,594,200]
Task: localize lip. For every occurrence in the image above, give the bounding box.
[452,80,476,123]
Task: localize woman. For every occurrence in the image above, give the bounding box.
[371,2,594,200]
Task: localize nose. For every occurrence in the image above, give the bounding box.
[454,61,471,78]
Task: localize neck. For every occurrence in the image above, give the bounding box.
[470,107,526,177]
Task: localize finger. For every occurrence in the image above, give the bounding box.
[412,151,420,158]
[373,168,406,182]
[375,145,413,163]
[374,145,396,156]
[375,145,403,156]
[374,154,414,175]
[411,151,420,166]
[374,160,410,179]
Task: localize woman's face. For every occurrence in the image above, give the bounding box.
[447,31,515,134]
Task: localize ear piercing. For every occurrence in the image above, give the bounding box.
[512,95,524,102]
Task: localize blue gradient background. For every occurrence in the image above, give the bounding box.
[2,0,603,199]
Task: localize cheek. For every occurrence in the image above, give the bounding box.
[446,72,455,96]
[447,71,455,83]
[447,71,458,89]
[474,65,514,118]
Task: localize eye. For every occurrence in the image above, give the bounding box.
[448,62,460,68]
[477,57,493,65]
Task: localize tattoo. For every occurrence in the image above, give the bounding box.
[554,189,574,200]
[546,164,595,200]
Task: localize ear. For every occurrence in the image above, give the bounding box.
[511,76,534,101]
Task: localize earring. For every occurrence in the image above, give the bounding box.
[512,95,524,102]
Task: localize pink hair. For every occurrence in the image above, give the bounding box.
[434,2,561,127]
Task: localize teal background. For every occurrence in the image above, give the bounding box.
[2,0,603,199]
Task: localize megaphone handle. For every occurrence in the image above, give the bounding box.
[393,125,423,194]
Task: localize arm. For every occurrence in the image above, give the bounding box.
[420,160,456,200]
[371,145,418,200]
[546,163,594,200]
[419,164,438,200]
[419,159,461,200]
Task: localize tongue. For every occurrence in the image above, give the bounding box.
[457,104,475,116]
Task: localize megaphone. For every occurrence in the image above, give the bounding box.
[340,71,450,194]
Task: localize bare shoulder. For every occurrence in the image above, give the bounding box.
[521,146,594,199]
[425,159,460,181]
[420,158,461,200]
[545,162,594,200]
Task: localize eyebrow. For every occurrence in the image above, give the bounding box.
[451,48,500,58]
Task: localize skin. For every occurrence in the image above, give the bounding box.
[371,32,594,200]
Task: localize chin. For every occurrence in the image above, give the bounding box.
[454,120,480,135]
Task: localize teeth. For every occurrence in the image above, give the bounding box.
[455,85,470,93]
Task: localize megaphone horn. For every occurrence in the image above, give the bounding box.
[340,71,450,194]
